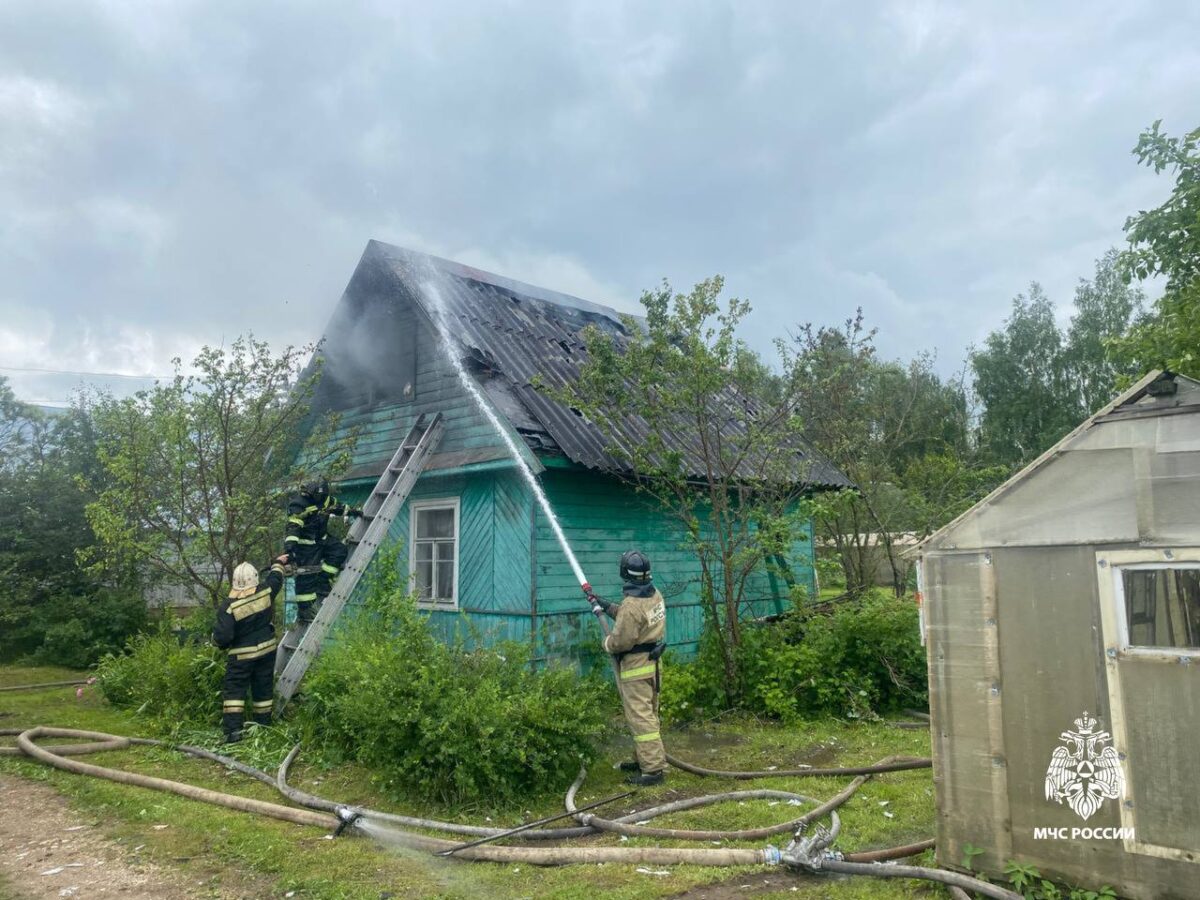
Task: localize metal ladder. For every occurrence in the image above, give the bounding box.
[274,412,445,710]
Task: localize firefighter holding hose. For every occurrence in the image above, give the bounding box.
[592,550,668,786]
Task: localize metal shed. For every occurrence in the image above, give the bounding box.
[918,370,1200,899]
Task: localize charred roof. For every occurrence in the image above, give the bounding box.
[314,240,850,490]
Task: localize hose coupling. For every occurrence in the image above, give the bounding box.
[781,825,842,871]
[332,806,364,838]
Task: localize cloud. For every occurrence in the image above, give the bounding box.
[0,0,1197,404]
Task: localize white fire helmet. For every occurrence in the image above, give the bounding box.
[229,562,259,599]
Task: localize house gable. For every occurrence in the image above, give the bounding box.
[311,245,535,482]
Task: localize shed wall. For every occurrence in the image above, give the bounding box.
[923,402,1200,897]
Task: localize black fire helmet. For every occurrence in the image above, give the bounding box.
[619,550,652,584]
[303,477,330,506]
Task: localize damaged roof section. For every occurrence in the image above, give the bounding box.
[324,240,850,489]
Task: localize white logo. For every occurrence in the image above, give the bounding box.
[1044,711,1125,821]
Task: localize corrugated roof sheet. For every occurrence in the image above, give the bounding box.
[347,241,850,489]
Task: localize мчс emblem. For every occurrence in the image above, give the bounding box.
[1044,711,1125,821]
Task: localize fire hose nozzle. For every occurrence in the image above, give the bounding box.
[580,582,592,594]
[332,806,364,838]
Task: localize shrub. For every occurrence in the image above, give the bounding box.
[299,578,612,808]
[665,591,927,722]
[96,616,225,729]
[30,589,149,669]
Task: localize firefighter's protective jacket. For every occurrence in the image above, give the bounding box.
[213,563,285,661]
[284,491,353,554]
[603,582,666,683]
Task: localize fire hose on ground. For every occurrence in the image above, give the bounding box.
[0,725,1018,898]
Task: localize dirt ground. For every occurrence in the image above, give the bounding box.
[0,775,213,900]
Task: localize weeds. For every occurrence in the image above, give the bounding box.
[95,617,225,731]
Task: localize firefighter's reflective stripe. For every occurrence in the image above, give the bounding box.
[228,638,278,660]
[222,699,245,710]
[294,592,318,602]
[633,730,661,743]
[229,590,272,621]
[320,562,340,575]
[287,516,306,526]
[285,536,316,545]
[251,700,273,711]
[620,664,657,680]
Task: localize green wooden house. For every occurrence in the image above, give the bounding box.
[299,240,849,664]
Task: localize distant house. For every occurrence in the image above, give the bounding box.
[918,371,1200,899]
[300,241,849,664]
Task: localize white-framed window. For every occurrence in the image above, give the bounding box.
[410,497,460,608]
[1100,549,1200,658]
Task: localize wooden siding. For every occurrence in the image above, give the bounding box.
[326,309,516,481]
[532,469,816,666]
[333,468,536,651]
[316,465,815,669]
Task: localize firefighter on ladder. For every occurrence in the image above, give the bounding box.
[214,556,288,742]
[283,477,362,625]
[592,550,668,786]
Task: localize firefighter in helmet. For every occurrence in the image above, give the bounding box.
[593,550,668,785]
[214,556,288,742]
[283,477,362,624]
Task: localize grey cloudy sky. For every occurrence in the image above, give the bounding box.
[1,0,1196,405]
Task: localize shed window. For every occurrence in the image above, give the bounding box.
[410,499,459,608]
[1120,566,1200,650]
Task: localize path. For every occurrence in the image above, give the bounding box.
[0,774,215,899]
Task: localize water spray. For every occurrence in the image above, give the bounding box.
[419,278,592,596]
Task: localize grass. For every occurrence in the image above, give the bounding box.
[0,665,949,899]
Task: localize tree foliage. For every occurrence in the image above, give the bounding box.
[0,386,145,666]
[972,285,1076,468]
[84,337,355,607]
[1115,122,1200,377]
[556,277,823,706]
[1065,249,1145,413]
[972,253,1142,469]
[791,311,992,594]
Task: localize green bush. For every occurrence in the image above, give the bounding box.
[30,589,149,669]
[96,617,225,729]
[664,592,927,723]
[299,577,612,808]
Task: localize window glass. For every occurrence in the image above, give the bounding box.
[1122,567,1200,650]
[417,507,455,540]
[413,504,457,604]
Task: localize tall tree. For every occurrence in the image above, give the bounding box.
[556,277,823,706]
[0,387,146,666]
[84,337,355,607]
[971,284,1079,468]
[791,312,977,595]
[1065,249,1144,413]
[1114,121,1200,378]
